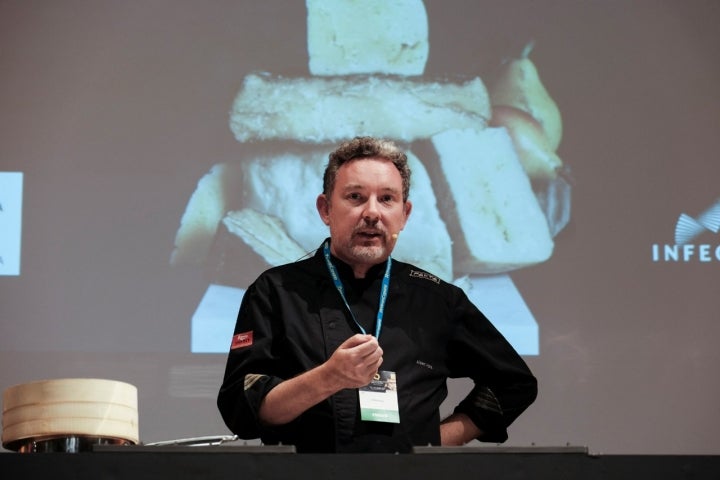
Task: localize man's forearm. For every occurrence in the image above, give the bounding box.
[440,412,481,446]
[258,363,341,425]
[258,334,383,425]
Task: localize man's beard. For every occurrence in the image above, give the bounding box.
[348,243,386,263]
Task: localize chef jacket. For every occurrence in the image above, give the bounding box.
[217,240,537,453]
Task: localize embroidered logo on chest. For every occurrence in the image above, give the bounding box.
[409,269,440,284]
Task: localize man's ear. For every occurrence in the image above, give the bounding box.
[401,200,412,229]
[316,194,331,226]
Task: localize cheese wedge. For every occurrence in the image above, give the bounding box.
[431,128,553,274]
[241,151,327,253]
[391,150,453,281]
[223,209,308,267]
[171,163,243,266]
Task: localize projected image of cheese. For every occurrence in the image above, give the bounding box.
[172,0,571,355]
[229,74,490,144]
[235,149,453,281]
[306,0,429,76]
[431,128,554,274]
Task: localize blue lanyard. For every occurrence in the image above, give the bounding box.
[322,240,391,339]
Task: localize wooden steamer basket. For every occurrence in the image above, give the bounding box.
[2,378,139,452]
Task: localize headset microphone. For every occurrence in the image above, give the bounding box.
[391,233,399,240]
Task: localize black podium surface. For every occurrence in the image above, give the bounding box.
[2,446,719,480]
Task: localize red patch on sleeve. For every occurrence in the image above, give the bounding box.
[231,331,253,349]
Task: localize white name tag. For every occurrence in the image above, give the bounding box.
[359,370,399,423]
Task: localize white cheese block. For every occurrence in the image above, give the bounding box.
[391,150,453,281]
[230,73,490,143]
[171,163,244,266]
[241,151,328,253]
[431,128,554,274]
[223,209,308,266]
[307,0,428,76]
[241,149,452,280]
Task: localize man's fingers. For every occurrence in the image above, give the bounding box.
[340,335,381,360]
[339,333,374,349]
[373,355,384,371]
[326,334,385,387]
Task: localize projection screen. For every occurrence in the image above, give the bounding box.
[1,0,719,454]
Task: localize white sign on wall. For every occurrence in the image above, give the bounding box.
[0,172,23,276]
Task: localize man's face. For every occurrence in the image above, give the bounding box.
[316,157,412,271]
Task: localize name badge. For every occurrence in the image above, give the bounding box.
[359,370,400,423]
